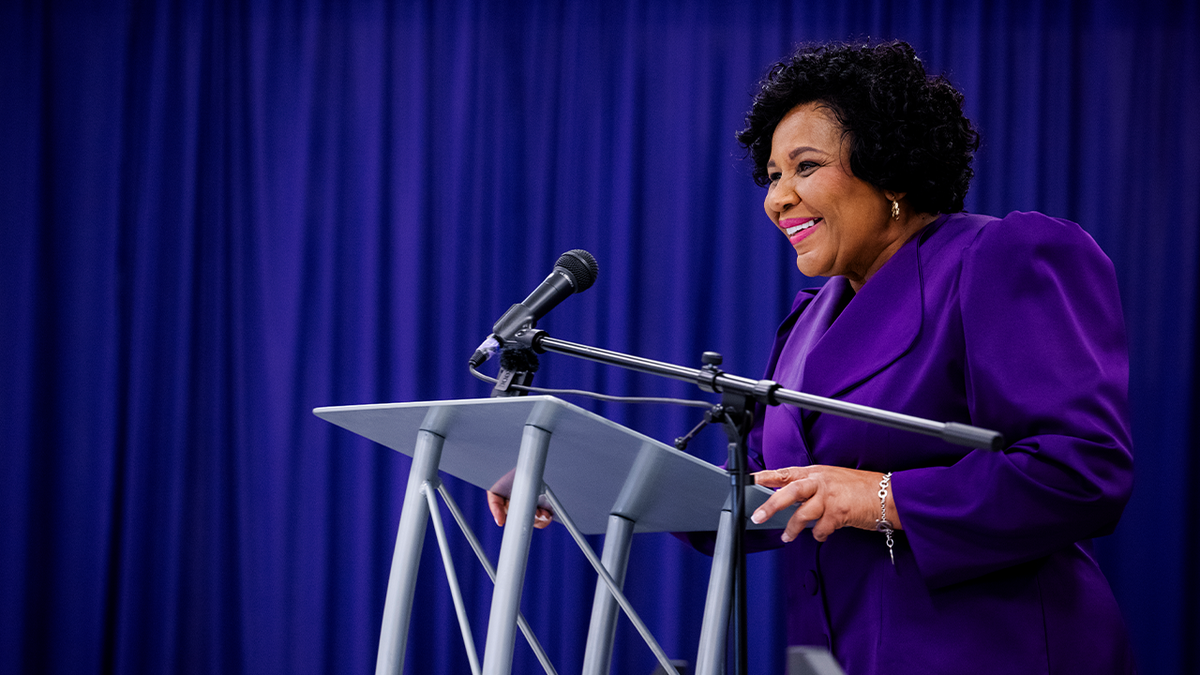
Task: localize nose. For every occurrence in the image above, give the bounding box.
[765,176,799,217]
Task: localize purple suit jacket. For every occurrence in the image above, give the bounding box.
[751,211,1135,674]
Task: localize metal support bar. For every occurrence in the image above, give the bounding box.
[696,509,735,675]
[376,424,447,675]
[482,421,553,675]
[436,484,559,675]
[422,482,482,675]
[581,514,636,675]
[543,488,680,675]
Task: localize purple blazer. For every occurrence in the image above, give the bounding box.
[751,211,1135,674]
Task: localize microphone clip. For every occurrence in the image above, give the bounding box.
[507,326,546,352]
[491,344,541,398]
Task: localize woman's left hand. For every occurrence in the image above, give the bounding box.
[487,490,554,529]
[750,465,902,543]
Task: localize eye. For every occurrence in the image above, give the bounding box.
[797,161,820,175]
[768,170,783,183]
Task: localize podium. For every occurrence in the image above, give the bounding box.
[315,395,796,675]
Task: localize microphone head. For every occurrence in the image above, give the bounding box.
[554,249,599,292]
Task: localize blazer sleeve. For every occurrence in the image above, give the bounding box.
[893,211,1134,589]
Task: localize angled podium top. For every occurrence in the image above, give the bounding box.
[314,395,793,535]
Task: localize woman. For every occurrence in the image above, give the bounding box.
[740,42,1135,673]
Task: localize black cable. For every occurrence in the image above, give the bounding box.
[468,363,714,409]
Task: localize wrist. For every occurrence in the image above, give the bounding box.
[885,479,902,530]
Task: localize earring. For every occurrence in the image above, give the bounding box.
[891,199,900,220]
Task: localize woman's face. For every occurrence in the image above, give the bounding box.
[763,103,908,289]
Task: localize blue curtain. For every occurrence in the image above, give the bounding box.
[2,1,1197,673]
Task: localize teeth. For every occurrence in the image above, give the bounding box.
[786,219,819,236]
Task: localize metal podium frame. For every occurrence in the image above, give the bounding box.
[314,396,796,675]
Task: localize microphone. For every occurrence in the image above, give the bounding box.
[469,249,599,368]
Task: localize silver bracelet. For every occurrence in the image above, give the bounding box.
[875,472,895,566]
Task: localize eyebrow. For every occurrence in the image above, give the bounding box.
[766,146,822,167]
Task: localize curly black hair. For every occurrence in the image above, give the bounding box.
[737,41,980,215]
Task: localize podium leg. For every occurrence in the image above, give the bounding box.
[695,509,734,675]
[482,421,553,675]
[376,427,446,675]
[581,514,636,675]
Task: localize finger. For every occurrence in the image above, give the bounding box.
[750,469,786,488]
[780,510,812,543]
[810,515,837,542]
[486,491,508,527]
[533,508,553,529]
[749,485,791,524]
[782,490,824,542]
[810,497,851,542]
[751,480,805,523]
[752,467,805,489]
[751,477,816,524]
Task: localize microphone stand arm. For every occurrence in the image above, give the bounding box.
[524,330,1004,450]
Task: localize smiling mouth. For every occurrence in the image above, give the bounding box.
[785,218,822,236]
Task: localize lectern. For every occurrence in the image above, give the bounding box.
[314,395,796,675]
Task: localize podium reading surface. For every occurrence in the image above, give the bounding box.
[315,395,791,534]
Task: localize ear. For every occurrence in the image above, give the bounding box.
[884,191,908,202]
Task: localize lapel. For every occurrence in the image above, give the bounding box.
[799,225,927,400]
[762,288,819,382]
[770,279,854,465]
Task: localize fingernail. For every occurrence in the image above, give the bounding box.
[751,510,766,524]
[535,514,549,522]
[781,532,794,543]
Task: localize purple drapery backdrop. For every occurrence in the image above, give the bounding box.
[2,1,1197,673]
